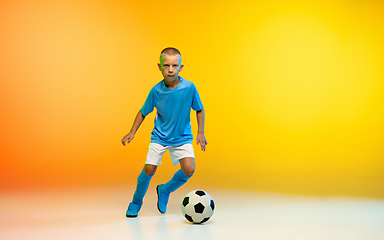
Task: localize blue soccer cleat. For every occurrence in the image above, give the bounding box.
[126,202,142,218]
[156,185,170,214]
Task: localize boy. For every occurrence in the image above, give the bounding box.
[121,47,207,217]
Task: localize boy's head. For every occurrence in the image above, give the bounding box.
[158,47,184,82]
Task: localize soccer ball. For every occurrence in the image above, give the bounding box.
[181,190,215,224]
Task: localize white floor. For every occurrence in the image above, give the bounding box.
[1,185,384,240]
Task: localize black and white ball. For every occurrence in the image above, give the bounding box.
[181,190,215,224]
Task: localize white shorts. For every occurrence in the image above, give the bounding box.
[145,143,195,166]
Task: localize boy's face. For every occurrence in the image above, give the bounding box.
[158,54,184,82]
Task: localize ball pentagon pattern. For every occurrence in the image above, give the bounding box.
[181,190,214,224]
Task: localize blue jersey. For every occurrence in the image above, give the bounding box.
[140,76,203,146]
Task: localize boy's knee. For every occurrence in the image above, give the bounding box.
[182,167,195,177]
[179,157,195,177]
[144,164,157,176]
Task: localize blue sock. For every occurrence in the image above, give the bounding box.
[162,169,191,194]
[131,170,153,205]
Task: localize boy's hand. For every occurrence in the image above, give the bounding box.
[196,133,208,151]
[121,132,135,146]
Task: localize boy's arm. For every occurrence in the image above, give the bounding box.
[196,107,208,151]
[121,110,146,146]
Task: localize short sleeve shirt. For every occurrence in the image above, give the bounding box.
[140,76,203,146]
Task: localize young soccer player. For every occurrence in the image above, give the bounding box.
[121,47,207,217]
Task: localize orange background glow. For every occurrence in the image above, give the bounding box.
[1,0,383,198]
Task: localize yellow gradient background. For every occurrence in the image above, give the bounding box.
[1,0,383,198]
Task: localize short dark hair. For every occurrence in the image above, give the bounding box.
[160,47,181,57]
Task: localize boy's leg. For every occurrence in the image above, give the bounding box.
[157,157,195,214]
[127,143,165,217]
[126,164,157,218]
